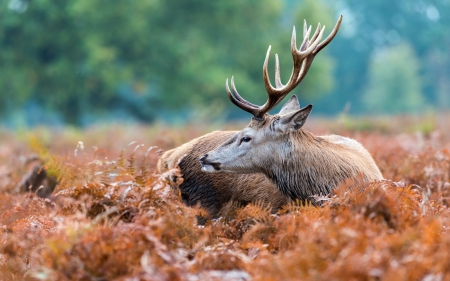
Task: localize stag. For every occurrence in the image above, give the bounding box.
[157,18,352,217]
[200,15,383,201]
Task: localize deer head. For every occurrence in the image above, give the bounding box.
[200,16,342,174]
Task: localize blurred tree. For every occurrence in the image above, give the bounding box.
[0,0,283,125]
[2,0,449,125]
[1,0,152,124]
[319,0,450,115]
[363,43,424,114]
[145,0,283,117]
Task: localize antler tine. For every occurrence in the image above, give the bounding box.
[297,24,325,57]
[278,23,324,91]
[274,54,283,88]
[303,20,307,40]
[228,16,342,120]
[259,21,326,118]
[293,17,342,86]
[294,25,326,86]
[231,77,259,108]
[314,15,343,54]
[273,24,315,92]
[262,45,274,96]
[226,77,259,116]
[299,24,312,52]
[309,22,322,46]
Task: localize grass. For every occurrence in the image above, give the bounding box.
[1,114,450,280]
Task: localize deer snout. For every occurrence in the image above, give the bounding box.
[200,154,221,172]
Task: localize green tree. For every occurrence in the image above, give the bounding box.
[363,43,424,114]
[319,0,450,114]
[143,0,283,116]
[0,0,283,124]
[1,0,158,124]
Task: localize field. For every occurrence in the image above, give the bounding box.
[1,114,450,280]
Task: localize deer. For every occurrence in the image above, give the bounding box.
[200,15,383,202]
[157,131,290,218]
[158,16,358,217]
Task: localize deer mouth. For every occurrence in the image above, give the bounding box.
[200,155,221,172]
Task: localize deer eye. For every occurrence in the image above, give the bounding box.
[241,136,252,143]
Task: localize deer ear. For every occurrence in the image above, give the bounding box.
[278,104,313,133]
[279,95,300,115]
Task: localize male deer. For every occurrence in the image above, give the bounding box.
[158,16,360,216]
[201,15,383,201]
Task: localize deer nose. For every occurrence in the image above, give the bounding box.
[199,154,221,171]
[200,154,208,165]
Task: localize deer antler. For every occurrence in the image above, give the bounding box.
[227,15,343,120]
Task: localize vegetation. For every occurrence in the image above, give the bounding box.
[363,43,424,114]
[1,115,450,280]
[2,0,450,278]
[2,0,450,125]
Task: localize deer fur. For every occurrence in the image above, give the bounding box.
[201,95,383,201]
[161,16,375,212]
[157,131,290,218]
[200,16,383,201]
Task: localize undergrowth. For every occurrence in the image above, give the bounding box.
[0,115,450,280]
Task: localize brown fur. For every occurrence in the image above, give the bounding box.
[203,112,383,202]
[160,16,357,211]
[157,130,290,217]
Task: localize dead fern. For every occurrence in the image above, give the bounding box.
[2,119,450,280]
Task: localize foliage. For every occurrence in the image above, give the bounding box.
[363,43,424,114]
[3,0,450,124]
[1,115,450,279]
[0,0,286,124]
[317,0,450,114]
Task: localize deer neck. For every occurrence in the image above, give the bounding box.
[262,130,349,201]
